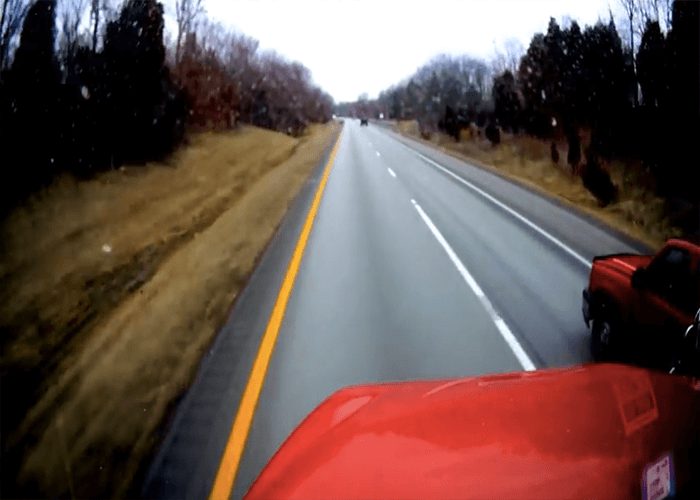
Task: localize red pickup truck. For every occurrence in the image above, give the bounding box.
[583,238,700,363]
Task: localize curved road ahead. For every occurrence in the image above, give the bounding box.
[143,120,648,499]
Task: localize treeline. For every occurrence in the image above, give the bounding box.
[338,55,491,134]
[0,0,333,211]
[173,14,333,135]
[0,0,180,208]
[501,0,698,212]
[346,0,698,231]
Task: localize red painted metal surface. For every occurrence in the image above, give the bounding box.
[246,364,700,499]
[588,254,652,302]
[587,240,699,334]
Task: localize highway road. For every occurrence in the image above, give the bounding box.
[143,119,649,499]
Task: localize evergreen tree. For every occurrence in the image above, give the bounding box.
[1,0,60,204]
[103,0,184,162]
[637,21,666,109]
[492,70,520,132]
[562,21,584,125]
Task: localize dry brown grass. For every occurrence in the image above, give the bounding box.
[396,120,420,137]
[0,122,339,498]
[394,120,680,248]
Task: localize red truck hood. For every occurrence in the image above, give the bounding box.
[246,365,700,499]
[592,253,652,279]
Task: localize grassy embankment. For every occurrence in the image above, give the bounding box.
[0,122,340,498]
[395,120,680,248]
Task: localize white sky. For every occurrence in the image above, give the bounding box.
[193,0,615,102]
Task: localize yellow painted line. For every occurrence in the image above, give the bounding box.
[208,132,342,500]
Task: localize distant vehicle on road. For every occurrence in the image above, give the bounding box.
[583,238,700,363]
[247,363,700,499]
[360,118,369,126]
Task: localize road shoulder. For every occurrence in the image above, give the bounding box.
[141,124,342,499]
[379,124,653,254]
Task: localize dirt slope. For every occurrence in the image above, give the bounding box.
[0,122,339,497]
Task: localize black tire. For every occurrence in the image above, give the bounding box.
[591,306,619,361]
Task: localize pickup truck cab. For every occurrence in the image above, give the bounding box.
[583,238,700,364]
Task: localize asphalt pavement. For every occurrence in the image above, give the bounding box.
[143,119,648,499]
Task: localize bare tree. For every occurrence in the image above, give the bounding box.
[619,0,639,106]
[170,8,330,132]
[622,0,671,36]
[59,0,87,70]
[619,0,636,49]
[175,0,203,64]
[491,38,524,76]
[90,0,100,52]
[637,0,653,26]
[639,0,672,32]
[0,0,30,71]
[660,0,672,31]
[223,31,260,119]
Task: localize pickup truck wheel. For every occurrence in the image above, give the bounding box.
[591,313,618,361]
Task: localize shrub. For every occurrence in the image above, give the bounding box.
[566,130,581,169]
[439,105,460,141]
[550,142,560,164]
[522,110,553,138]
[485,123,501,145]
[176,33,238,130]
[581,150,618,206]
[418,120,434,140]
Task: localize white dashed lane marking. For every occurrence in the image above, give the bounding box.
[410,198,536,372]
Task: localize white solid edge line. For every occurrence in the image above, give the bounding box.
[415,153,591,269]
[413,201,536,372]
[387,167,397,178]
[375,132,587,270]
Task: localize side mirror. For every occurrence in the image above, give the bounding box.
[685,308,700,352]
[691,308,700,336]
[631,267,647,289]
[672,308,700,376]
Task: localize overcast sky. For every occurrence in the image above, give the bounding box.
[192,0,616,102]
